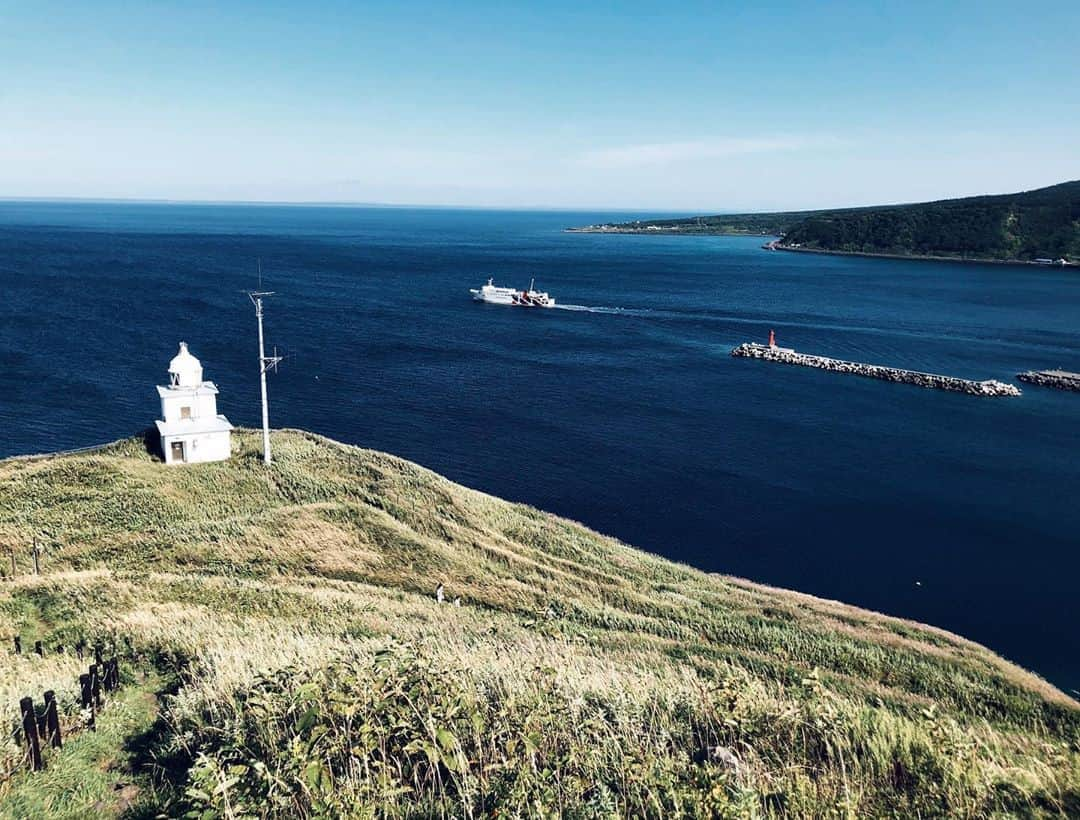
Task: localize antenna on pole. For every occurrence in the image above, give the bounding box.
[248,265,282,465]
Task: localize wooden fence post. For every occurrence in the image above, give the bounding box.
[20,697,42,772]
[32,546,40,575]
[79,673,95,732]
[14,636,21,654]
[89,664,102,708]
[34,640,43,657]
[43,690,62,749]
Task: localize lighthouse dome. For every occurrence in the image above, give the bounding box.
[168,341,204,387]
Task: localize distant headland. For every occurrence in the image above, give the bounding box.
[569,180,1080,266]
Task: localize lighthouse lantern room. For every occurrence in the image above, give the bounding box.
[155,342,233,465]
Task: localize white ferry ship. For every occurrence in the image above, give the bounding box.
[470,278,555,308]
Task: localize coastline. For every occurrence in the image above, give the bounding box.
[565,226,1076,268]
[771,243,1077,268]
[564,226,770,237]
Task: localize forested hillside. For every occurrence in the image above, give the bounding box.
[575,181,1080,263]
[782,181,1080,260]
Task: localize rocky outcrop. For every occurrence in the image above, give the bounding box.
[732,343,1021,397]
[1017,370,1080,392]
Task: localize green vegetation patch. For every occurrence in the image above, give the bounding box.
[0,429,1077,817]
[586,180,1080,262]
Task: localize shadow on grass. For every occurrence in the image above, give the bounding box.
[140,426,162,462]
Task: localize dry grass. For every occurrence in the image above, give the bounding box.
[0,429,1078,817]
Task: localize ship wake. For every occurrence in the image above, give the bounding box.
[553,303,649,316]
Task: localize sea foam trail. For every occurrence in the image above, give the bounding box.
[554,303,650,316]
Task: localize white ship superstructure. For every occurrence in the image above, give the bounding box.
[470,278,555,308]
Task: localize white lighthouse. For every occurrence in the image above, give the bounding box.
[155,342,233,465]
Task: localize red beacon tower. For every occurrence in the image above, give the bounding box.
[768,329,777,348]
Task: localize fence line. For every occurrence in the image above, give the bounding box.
[3,440,120,463]
[5,542,60,581]
[9,636,126,775]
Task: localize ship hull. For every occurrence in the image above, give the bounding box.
[470,284,555,307]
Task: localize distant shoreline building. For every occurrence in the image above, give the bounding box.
[155,342,233,465]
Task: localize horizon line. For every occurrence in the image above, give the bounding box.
[2,177,1074,217]
[0,195,708,215]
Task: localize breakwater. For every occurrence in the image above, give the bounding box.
[1017,369,1080,392]
[732,343,1022,397]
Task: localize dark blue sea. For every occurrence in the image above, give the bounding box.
[2,201,1078,692]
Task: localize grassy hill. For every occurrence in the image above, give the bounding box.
[1,430,1077,817]
[575,181,1080,263]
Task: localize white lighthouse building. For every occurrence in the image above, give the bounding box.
[155,342,233,465]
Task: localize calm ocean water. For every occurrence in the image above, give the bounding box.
[2,201,1078,691]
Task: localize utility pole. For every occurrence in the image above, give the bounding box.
[248,289,282,465]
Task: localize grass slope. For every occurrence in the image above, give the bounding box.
[0,673,166,819]
[1,429,1078,817]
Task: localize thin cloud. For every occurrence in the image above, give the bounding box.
[578,136,840,169]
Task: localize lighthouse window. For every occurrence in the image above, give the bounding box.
[180,406,192,419]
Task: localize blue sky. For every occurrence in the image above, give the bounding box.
[1,1,1078,210]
